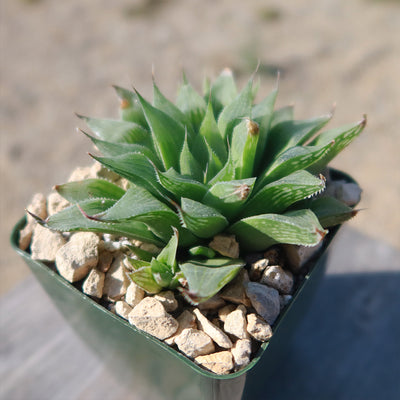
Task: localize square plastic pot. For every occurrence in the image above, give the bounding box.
[10,170,356,400]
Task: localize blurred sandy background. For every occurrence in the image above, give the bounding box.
[1,0,399,295]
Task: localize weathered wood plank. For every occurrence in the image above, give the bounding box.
[76,369,133,400]
[0,278,132,400]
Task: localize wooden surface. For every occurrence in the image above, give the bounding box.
[1,226,400,400]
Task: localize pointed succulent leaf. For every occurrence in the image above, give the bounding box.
[127,265,162,294]
[179,258,244,304]
[257,141,334,187]
[179,132,203,182]
[231,119,260,179]
[251,77,261,101]
[125,246,155,262]
[151,258,175,287]
[203,177,256,219]
[202,76,211,98]
[208,150,236,185]
[174,227,198,248]
[188,246,216,258]
[209,68,238,116]
[90,153,164,199]
[152,81,193,132]
[242,171,325,217]
[55,179,125,203]
[179,198,229,238]
[309,196,358,228]
[136,90,185,170]
[229,209,328,251]
[176,82,207,131]
[41,199,164,245]
[199,102,227,163]
[94,186,173,222]
[217,79,253,139]
[267,113,333,158]
[78,115,150,145]
[203,138,225,183]
[252,88,277,171]
[156,228,178,271]
[307,117,366,173]
[113,85,149,127]
[44,197,114,226]
[71,186,179,242]
[125,258,152,271]
[190,133,212,174]
[181,70,189,85]
[77,185,181,243]
[156,168,208,202]
[81,131,162,169]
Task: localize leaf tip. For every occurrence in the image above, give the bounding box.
[171,225,179,238]
[316,227,328,242]
[275,70,281,90]
[181,69,189,85]
[250,59,261,82]
[25,209,46,225]
[359,114,367,128]
[75,112,86,121]
[221,67,233,77]
[78,128,91,138]
[329,102,337,117]
[351,209,363,218]
[132,87,145,105]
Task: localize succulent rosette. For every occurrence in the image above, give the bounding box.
[29,70,365,303]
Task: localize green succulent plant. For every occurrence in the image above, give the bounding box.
[29,69,365,303]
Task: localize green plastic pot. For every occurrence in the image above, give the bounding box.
[10,170,355,400]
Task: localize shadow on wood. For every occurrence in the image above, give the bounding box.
[251,271,400,400]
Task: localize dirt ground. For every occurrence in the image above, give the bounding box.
[1,0,399,295]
